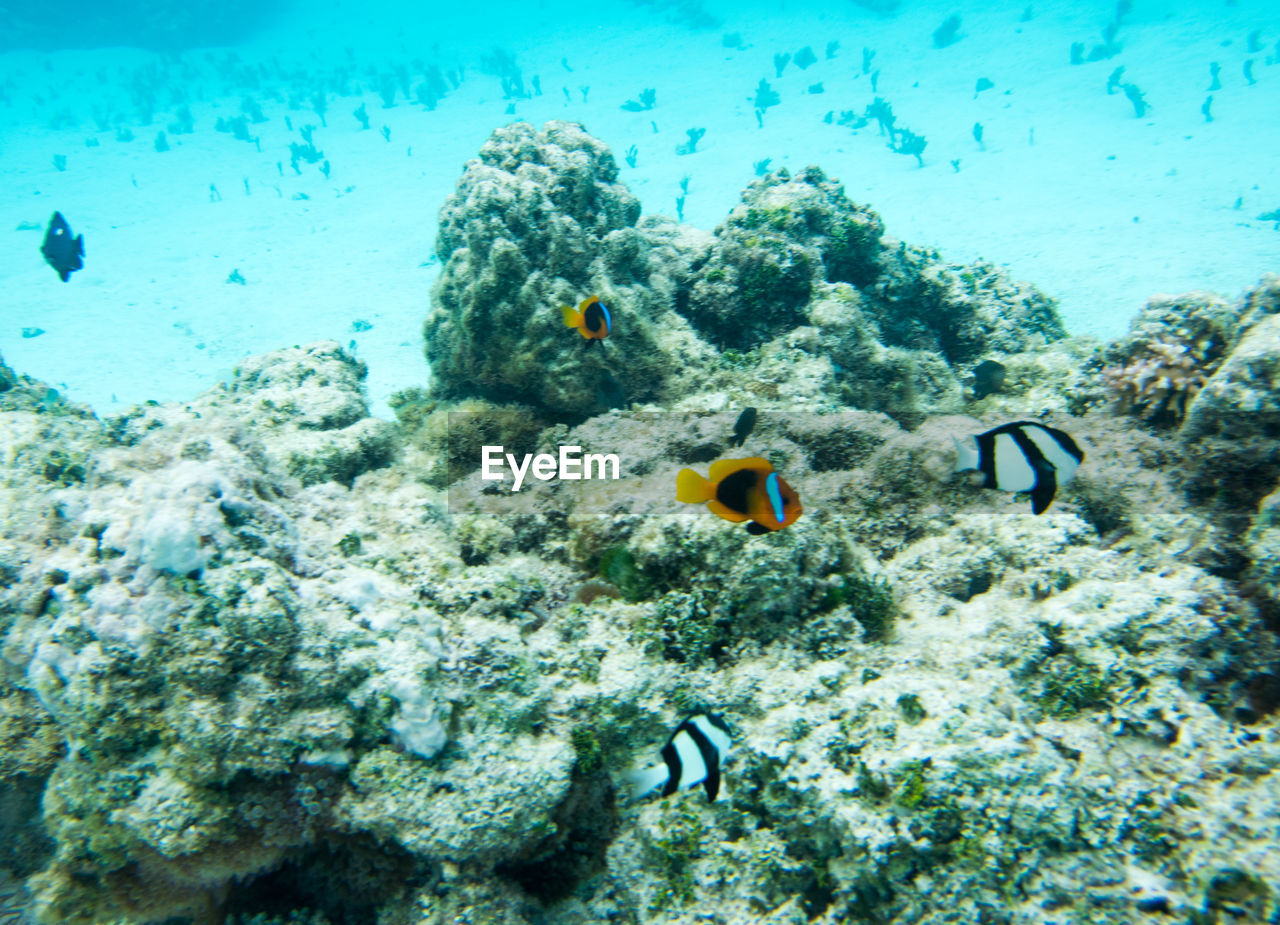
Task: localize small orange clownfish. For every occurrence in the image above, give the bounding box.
[562,296,612,344]
[676,458,803,535]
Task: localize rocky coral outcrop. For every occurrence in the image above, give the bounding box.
[0,344,449,923]
[424,123,1069,421]
[424,120,717,417]
[1098,290,1239,425]
[1182,276,1280,440]
[684,166,885,348]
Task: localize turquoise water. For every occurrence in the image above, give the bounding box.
[2,1,1279,923]
[1,0,1276,415]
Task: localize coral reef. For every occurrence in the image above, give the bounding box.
[426,122,1066,421]
[424,121,716,418]
[1098,290,1240,425]
[3,128,1280,925]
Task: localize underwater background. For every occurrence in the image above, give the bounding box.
[2,0,1280,923]
[2,0,1276,415]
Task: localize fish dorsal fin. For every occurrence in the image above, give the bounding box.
[708,457,768,482]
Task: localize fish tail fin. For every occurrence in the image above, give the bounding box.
[75,234,84,256]
[561,305,582,328]
[676,468,713,504]
[626,763,670,801]
[953,435,979,473]
[1030,463,1058,515]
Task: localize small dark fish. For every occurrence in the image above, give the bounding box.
[954,421,1084,515]
[41,211,84,282]
[729,407,757,447]
[972,360,1006,399]
[628,713,733,802]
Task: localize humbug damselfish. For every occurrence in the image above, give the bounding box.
[954,420,1084,515]
[628,713,733,802]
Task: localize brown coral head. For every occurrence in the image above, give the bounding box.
[1102,336,1209,424]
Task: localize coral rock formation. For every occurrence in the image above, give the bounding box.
[3,127,1280,925]
[425,120,715,417]
[425,122,1067,420]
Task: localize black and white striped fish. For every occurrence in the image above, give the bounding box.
[955,421,1084,515]
[628,713,733,802]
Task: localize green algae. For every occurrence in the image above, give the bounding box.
[856,759,892,802]
[41,448,88,485]
[569,725,605,776]
[820,570,897,642]
[648,802,705,908]
[635,590,722,664]
[896,693,926,725]
[1033,655,1115,718]
[894,758,931,809]
[596,545,652,602]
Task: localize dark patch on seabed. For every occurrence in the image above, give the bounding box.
[223,835,433,924]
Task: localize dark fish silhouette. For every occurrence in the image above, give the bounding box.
[972,360,1007,399]
[41,212,84,282]
[729,407,757,447]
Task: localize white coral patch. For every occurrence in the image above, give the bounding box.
[373,637,449,760]
[98,461,242,575]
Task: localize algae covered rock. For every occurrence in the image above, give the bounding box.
[681,165,1064,373]
[219,340,397,486]
[424,122,1066,423]
[866,245,1065,364]
[425,120,716,417]
[1184,305,1280,440]
[684,166,885,348]
[1098,290,1240,427]
[0,349,453,924]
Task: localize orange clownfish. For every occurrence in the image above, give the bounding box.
[676,458,803,535]
[562,296,612,343]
